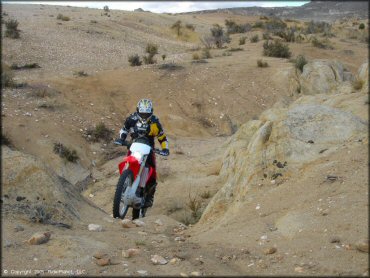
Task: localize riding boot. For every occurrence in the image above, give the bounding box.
[144,181,157,208]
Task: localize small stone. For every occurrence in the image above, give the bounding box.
[154,219,163,226]
[132,219,145,227]
[95,258,110,266]
[180,273,188,277]
[170,258,180,264]
[14,225,24,232]
[190,271,201,276]
[122,219,136,228]
[27,232,51,245]
[326,175,338,182]
[295,266,304,273]
[5,240,13,247]
[89,194,94,198]
[256,204,261,210]
[137,270,148,276]
[260,235,267,240]
[264,247,277,255]
[93,252,108,259]
[151,254,168,265]
[270,180,276,185]
[122,248,140,258]
[88,224,103,232]
[355,239,369,253]
[329,236,341,243]
[175,236,186,242]
[138,231,147,236]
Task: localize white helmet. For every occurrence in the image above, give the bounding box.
[136,99,153,121]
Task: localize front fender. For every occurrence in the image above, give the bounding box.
[118,156,140,178]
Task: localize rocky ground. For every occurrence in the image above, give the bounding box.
[1,3,369,277]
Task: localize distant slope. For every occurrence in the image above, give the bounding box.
[183,1,369,21]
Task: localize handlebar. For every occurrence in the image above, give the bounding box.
[114,139,167,156]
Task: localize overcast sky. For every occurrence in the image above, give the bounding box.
[5,1,310,13]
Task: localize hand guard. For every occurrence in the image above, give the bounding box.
[114,138,125,145]
[159,149,169,156]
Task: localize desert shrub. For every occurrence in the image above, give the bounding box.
[311,36,333,49]
[28,84,59,98]
[11,63,40,70]
[262,32,271,40]
[74,70,88,77]
[1,64,15,88]
[275,27,296,42]
[305,20,331,34]
[253,21,265,29]
[161,54,166,61]
[239,36,247,45]
[229,47,243,52]
[225,19,251,34]
[5,19,20,39]
[57,14,70,21]
[185,23,195,31]
[260,15,269,20]
[200,35,214,49]
[201,48,212,59]
[143,43,158,64]
[186,193,202,221]
[222,51,232,56]
[85,122,113,142]
[210,24,230,48]
[158,63,184,70]
[90,20,97,23]
[265,18,287,33]
[29,204,52,223]
[53,142,79,163]
[263,40,291,58]
[171,20,182,36]
[128,54,142,66]
[250,34,259,43]
[352,78,364,90]
[192,53,200,60]
[1,133,13,148]
[257,59,269,67]
[359,23,365,30]
[294,55,307,72]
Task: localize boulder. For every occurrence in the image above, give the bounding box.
[300,59,346,95]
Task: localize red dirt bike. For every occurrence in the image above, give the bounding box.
[112,137,165,220]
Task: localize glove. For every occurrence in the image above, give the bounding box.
[160,149,169,156]
[114,138,125,145]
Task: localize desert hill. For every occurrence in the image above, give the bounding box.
[1,2,369,276]
[185,1,369,22]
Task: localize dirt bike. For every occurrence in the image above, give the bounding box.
[112,136,165,220]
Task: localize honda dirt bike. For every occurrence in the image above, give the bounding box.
[112,137,164,220]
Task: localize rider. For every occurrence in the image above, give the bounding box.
[116,99,169,208]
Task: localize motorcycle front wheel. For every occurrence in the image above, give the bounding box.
[113,169,133,219]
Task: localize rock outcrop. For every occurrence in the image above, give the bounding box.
[201,61,369,223]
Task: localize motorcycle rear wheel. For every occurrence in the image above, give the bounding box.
[113,169,133,219]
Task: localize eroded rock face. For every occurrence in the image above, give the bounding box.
[201,87,368,223]
[2,146,83,223]
[357,62,368,94]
